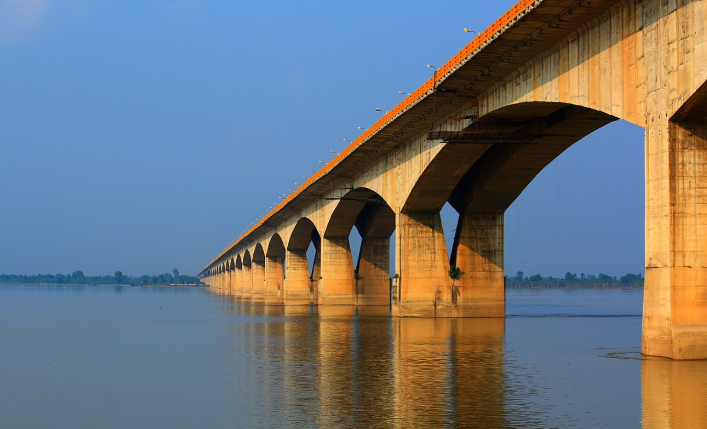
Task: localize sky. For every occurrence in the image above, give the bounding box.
[0,0,644,277]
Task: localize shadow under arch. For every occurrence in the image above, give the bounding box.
[286,217,321,305]
[322,187,395,307]
[234,254,243,296]
[242,250,253,297]
[252,244,266,301]
[227,257,235,295]
[265,233,285,303]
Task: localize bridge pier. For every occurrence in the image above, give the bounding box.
[643,112,707,359]
[241,263,252,299]
[354,203,395,307]
[319,237,356,305]
[356,236,391,306]
[265,254,284,304]
[251,257,265,303]
[393,211,450,317]
[452,212,505,318]
[284,247,313,305]
[234,266,243,297]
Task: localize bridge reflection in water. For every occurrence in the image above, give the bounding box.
[642,357,707,428]
[217,296,707,428]
[228,303,506,428]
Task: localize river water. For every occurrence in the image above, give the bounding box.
[1,285,705,428]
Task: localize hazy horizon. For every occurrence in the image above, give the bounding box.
[0,1,644,277]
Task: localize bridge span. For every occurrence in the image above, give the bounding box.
[199,0,707,359]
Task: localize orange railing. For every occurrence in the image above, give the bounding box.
[203,0,537,272]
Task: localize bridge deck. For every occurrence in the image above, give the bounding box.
[204,0,619,272]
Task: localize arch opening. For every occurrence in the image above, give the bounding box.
[286,217,321,304]
[398,102,625,317]
[252,244,266,299]
[324,188,396,307]
[265,234,286,301]
[242,250,253,296]
[227,257,235,295]
[234,254,243,296]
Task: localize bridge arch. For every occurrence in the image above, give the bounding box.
[265,234,286,299]
[323,187,395,306]
[242,250,253,296]
[234,254,243,296]
[396,102,619,317]
[285,217,320,304]
[228,257,235,295]
[252,244,266,299]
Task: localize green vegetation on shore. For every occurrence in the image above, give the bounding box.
[0,270,201,286]
[506,271,643,288]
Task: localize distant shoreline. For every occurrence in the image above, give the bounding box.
[0,282,206,287]
[2,282,642,290]
[506,282,642,289]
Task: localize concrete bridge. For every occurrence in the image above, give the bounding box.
[199,0,707,359]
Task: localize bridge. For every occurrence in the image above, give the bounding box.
[199,0,707,360]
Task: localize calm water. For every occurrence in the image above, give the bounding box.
[1,285,706,428]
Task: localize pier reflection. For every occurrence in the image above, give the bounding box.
[392,318,505,428]
[642,357,707,428]
[227,303,506,427]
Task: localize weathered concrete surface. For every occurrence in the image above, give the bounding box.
[394,211,451,317]
[201,0,707,358]
[452,212,505,318]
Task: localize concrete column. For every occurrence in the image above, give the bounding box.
[227,270,233,296]
[242,264,252,299]
[643,115,707,359]
[285,248,312,305]
[357,237,391,306]
[251,260,265,302]
[451,212,505,317]
[320,237,356,305]
[265,255,284,304]
[234,267,242,298]
[394,211,451,317]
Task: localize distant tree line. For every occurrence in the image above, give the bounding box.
[0,269,201,286]
[506,271,643,288]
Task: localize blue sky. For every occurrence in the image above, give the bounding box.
[0,0,644,277]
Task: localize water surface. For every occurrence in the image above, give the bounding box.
[1,285,705,428]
